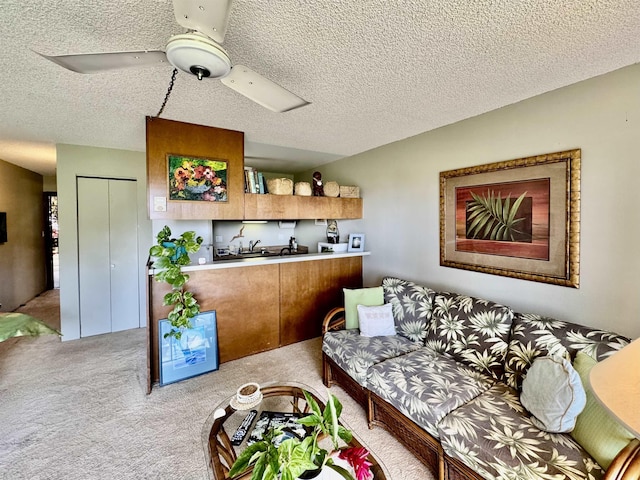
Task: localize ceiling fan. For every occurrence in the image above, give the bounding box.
[36,0,310,113]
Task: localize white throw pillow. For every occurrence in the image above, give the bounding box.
[357,303,396,337]
[520,355,587,433]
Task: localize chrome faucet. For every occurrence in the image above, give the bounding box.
[249,239,261,252]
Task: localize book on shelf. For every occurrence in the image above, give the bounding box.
[244,167,269,194]
[257,172,266,194]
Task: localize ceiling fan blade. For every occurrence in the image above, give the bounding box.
[36,50,168,74]
[173,0,233,44]
[221,65,310,113]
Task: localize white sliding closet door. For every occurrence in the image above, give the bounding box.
[77,177,140,337]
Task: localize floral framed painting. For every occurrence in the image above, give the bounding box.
[168,154,228,202]
[439,149,580,288]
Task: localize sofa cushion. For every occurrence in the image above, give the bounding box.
[322,329,421,387]
[520,355,586,433]
[343,286,384,329]
[439,383,605,480]
[367,347,495,438]
[504,313,630,390]
[426,292,513,378]
[357,303,396,337]
[571,352,635,469]
[382,277,435,343]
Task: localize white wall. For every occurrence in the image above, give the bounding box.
[150,219,213,263]
[57,144,152,340]
[212,220,295,253]
[301,63,640,339]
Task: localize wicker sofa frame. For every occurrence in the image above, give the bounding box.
[321,307,640,480]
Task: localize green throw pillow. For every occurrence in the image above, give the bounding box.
[343,287,384,329]
[571,351,635,469]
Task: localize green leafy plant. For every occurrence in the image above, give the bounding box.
[149,226,203,339]
[229,391,372,480]
[466,190,529,241]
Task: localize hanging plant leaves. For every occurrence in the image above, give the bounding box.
[466,190,529,242]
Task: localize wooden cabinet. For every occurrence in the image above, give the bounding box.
[145,118,362,220]
[149,264,280,383]
[244,194,362,220]
[146,118,245,220]
[148,256,363,385]
[280,257,362,346]
[191,265,281,363]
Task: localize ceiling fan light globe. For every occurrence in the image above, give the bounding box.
[165,33,231,79]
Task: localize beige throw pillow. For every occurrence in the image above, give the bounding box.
[520,355,586,433]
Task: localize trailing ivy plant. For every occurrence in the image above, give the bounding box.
[466,190,528,242]
[149,226,203,340]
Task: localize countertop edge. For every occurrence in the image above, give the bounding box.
[148,251,371,274]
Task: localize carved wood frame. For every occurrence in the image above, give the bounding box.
[439,149,581,288]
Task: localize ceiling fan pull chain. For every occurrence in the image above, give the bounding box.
[155,68,179,118]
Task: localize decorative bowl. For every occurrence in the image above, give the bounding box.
[236,382,261,404]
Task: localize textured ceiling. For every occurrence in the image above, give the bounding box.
[1,0,639,177]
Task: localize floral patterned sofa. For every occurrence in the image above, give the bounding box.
[322,277,638,480]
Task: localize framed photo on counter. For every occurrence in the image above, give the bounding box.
[347,233,365,252]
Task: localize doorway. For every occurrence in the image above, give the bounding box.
[43,193,59,290]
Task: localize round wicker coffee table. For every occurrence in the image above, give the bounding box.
[202,382,389,479]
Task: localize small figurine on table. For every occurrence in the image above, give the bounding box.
[312,171,324,196]
[326,220,340,244]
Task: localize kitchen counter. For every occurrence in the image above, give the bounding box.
[149,251,370,273]
[147,251,366,388]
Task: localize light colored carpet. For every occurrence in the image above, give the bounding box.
[0,328,433,480]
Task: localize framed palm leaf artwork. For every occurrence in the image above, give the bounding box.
[440,149,580,288]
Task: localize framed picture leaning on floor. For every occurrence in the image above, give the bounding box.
[158,310,219,386]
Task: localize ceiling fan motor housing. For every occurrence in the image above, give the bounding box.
[165,33,231,80]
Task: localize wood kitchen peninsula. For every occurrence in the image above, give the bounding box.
[147,252,367,387]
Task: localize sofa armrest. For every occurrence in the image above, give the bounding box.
[604,439,640,480]
[322,307,346,334]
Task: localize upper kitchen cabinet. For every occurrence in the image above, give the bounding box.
[244,193,362,219]
[146,117,244,220]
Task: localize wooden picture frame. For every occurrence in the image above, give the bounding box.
[440,149,580,288]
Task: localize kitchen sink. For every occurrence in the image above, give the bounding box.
[213,246,308,262]
[237,251,277,258]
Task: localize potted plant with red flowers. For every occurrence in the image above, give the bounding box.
[229,390,373,480]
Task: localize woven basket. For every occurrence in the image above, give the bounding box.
[339,185,360,198]
[266,177,293,195]
[294,182,312,196]
[324,181,340,197]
